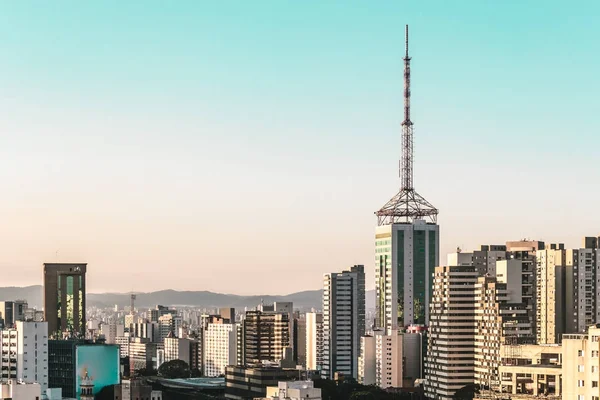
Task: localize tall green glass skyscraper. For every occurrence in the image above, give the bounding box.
[374,26,439,331]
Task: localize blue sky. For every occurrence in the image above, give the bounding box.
[0,1,599,293]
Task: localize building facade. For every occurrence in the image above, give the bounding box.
[43,263,87,336]
[305,312,323,371]
[204,323,237,377]
[322,265,365,380]
[242,310,290,366]
[358,329,403,388]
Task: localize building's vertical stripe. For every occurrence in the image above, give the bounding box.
[397,231,404,328]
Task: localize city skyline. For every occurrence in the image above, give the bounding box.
[1,2,599,294]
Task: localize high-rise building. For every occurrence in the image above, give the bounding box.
[43,263,87,336]
[358,329,403,388]
[295,314,306,367]
[101,323,125,345]
[305,312,323,371]
[158,314,181,340]
[128,338,158,375]
[242,310,290,366]
[164,334,198,370]
[0,321,49,393]
[536,244,566,344]
[220,308,236,323]
[322,265,365,380]
[204,322,237,377]
[374,26,439,331]
[425,265,478,400]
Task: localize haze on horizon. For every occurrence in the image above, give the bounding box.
[0,2,599,294]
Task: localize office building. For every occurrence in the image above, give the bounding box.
[0,321,49,393]
[112,379,163,400]
[204,322,237,377]
[0,301,27,328]
[374,26,439,331]
[129,338,158,375]
[358,329,403,388]
[131,321,159,342]
[296,314,306,367]
[263,381,321,400]
[424,265,478,400]
[164,334,199,370]
[242,310,290,366]
[322,265,365,380]
[225,365,301,400]
[158,314,181,340]
[101,323,125,345]
[305,312,323,371]
[403,326,426,383]
[43,263,87,336]
[150,305,176,323]
[48,340,119,398]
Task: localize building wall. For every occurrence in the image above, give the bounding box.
[322,265,365,380]
[358,335,376,385]
[16,321,49,393]
[305,313,323,371]
[243,311,290,366]
[375,221,439,331]
[562,328,600,400]
[43,263,87,336]
[204,323,237,377]
[424,265,478,400]
[536,248,566,344]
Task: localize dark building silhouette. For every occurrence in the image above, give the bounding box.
[44,263,87,336]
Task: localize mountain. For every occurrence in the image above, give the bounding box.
[0,286,376,311]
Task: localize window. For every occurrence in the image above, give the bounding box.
[579,365,585,372]
[593,350,599,358]
[579,380,585,387]
[579,350,585,357]
[579,396,585,400]
[594,382,599,388]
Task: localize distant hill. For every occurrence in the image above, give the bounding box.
[0,286,376,311]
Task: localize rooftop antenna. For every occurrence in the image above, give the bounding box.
[375,25,438,225]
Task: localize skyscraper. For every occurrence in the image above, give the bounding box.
[242,309,290,366]
[375,25,439,330]
[322,265,365,380]
[305,312,323,371]
[43,263,87,336]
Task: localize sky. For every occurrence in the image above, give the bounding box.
[0,1,599,294]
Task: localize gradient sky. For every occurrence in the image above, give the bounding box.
[0,1,599,294]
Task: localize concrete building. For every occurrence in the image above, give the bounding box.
[131,321,159,342]
[375,220,439,330]
[204,322,237,377]
[536,245,566,344]
[264,381,321,400]
[225,365,301,400]
[424,265,478,400]
[43,263,87,336]
[562,326,600,400]
[101,323,125,344]
[305,312,323,371]
[129,338,158,375]
[0,380,41,400]
[164,335,199,370]
[295,314,306,367]
[112,379,163,400]
[158,314,182,340]
[358,329,403,388]
[0,301,27,328]
[322,265,365,380]
[219,308,236,323]
[242,310,290,366]
[403,326,426,383]
[498,343,561,396]
[474,276,532,389]
[0,321,49,393]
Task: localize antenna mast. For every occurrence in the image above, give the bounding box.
[401,24,413,190]
[375,24,438,225]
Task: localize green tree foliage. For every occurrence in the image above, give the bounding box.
[158,359,191,379]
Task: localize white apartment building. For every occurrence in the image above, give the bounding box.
[203,323,237,377]
[159,314,182,340]
[562,326,600,400]
[322,265,365,380]
[536,245,566,344]
[0,321,48,394]
[305,313,323,371]
[164,336,192,365]
[358,330,403,388]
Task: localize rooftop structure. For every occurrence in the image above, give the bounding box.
[375,25,438,225]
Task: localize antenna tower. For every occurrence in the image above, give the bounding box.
[375,25,438,225]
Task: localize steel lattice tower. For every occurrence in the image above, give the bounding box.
[375,25,438,225]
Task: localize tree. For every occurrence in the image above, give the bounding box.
[158,359,190,379]
[453,384,477,400]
